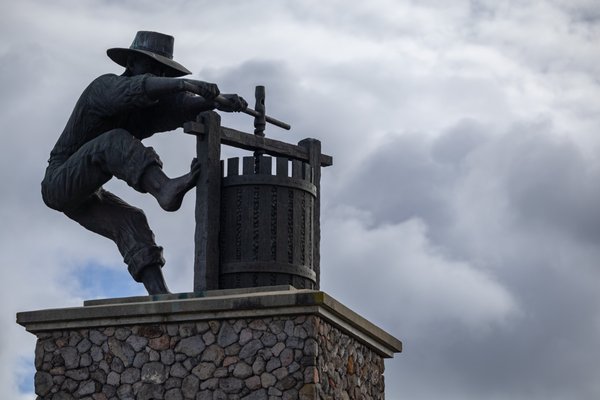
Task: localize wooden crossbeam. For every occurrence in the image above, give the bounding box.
[183,121,333,167]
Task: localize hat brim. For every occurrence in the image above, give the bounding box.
[107,47,191,77]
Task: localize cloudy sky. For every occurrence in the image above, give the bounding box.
[2,0,600,398]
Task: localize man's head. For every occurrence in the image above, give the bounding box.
[107,31,191,77]
[125,54,169,77]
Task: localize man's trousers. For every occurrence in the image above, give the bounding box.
[41,129,165,281]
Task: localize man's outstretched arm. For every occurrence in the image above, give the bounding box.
[144,76,247,113]
[178,93,248,115]
[144,76,220,100]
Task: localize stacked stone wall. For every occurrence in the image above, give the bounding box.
[33,315,385,400]
[316,322,385,398]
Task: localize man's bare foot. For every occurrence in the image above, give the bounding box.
[142,161,201,212]
[140,264,171,295]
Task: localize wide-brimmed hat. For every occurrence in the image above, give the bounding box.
[107,31,191,77]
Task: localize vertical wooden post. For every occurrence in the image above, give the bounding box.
[299,138,321,289]
[194,111,222,292]
[253,86,266,163]
[253,85,266,137]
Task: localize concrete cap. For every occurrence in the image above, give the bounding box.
[17,289,402,357]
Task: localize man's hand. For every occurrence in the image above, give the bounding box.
[184,79,220,100]
[216,94,248,112]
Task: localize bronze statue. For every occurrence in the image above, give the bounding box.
[41,31,247,295]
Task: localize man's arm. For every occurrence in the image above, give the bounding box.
[144,76,220,100]
[176,93,248,116]
[144,77,247,113]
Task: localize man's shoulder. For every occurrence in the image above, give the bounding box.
[80,73,154,112]
[90,73,121,85]
[84,74,145,98]
[88,73,149,89]
[82,73,118,91]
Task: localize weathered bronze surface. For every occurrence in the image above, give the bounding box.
[41,31,247,295]
[184,104,331,292]
[43,31,331,296]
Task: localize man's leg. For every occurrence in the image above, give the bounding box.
[42,128,200,213]
[63,189,170,294]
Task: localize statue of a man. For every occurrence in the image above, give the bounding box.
[41,31,247,295]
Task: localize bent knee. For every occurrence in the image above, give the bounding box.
[41,173,90,212]
[41,179,66,211]
[102,128,135,144]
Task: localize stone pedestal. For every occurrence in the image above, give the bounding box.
[17,287,401,399]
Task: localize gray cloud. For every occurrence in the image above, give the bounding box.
[325,116,600,398]
[1,1,600,399]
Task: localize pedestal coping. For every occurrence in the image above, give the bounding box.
[16,289,402,358]
[82,285,296,306]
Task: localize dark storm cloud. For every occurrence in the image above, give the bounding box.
[500,128,600,243]
[326,116,600,399]
[2,1,600,399]
[338,132,457,227]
